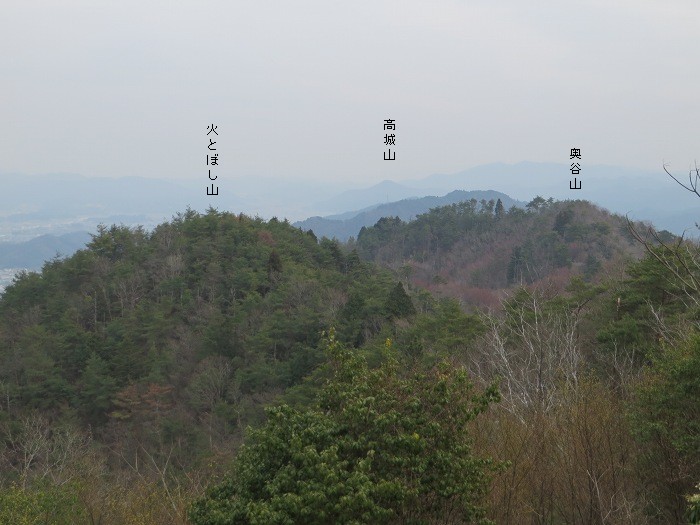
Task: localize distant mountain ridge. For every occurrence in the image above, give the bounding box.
[295,190,524,241]
[407,162,700,235]
[0,231,93,269]
[5,161,699,249]
[314,180,445,212]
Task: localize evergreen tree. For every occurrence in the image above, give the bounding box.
[494,198,505,219]
[79,353,117,425]
[632,334,700,521]
[190,333,501,525]
[266,249,283,278]
[507,246,525,285]
[526,196,547,212]
[553,208,574,235]
[385,282,416,319]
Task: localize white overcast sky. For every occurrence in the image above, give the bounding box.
[2,0,700,185]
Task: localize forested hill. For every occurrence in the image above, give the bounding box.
[354,197,651,308]
[0,209,404,470]
[1,205,699,523]
[294,189,523,242]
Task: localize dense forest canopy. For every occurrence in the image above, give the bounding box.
[0,201,698,524]
[354,197,648,308]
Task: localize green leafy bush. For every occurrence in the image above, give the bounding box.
[190,332,501,525]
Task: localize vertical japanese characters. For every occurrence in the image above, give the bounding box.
[383,119,396,161]
[207,124,219,196]
[569,148,581,190]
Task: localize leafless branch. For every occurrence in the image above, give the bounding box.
[663,161,700,199]
[475,289,582,420]
[626,218,700,306]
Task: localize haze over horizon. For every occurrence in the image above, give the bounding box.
[3,1,700,190]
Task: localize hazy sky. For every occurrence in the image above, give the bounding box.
[3,1,700,186]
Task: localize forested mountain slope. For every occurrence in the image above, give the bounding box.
[354,197,652,307]
[295,189,522,242]
[0,205,698,524]
[0,209,421,515]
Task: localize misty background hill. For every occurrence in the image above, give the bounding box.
[0,231,92,269]
[309,162,700,235]
[295,190,524,241]
[3,163,698,236]
[1,162,698,272]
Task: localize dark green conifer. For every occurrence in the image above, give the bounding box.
[385,282,416,318]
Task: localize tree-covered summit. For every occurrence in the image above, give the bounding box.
[355,197,650,307]
[0,208,407,470]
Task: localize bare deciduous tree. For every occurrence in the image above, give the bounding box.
[2,414,99,488]
[627,162,700,308]
[474,288,582,421]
